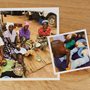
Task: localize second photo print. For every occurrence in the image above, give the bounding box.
[48,29,90,74]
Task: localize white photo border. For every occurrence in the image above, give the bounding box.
[0,74,60,81]
[47,29,90,75]
[0,8,60,80]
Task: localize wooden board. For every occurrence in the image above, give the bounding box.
[24,49,51,74]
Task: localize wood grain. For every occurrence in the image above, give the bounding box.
[0,0,90,90]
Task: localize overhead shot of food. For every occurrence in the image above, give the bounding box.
[0,8,59,79]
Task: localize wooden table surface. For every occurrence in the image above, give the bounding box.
[0,0,90,90]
